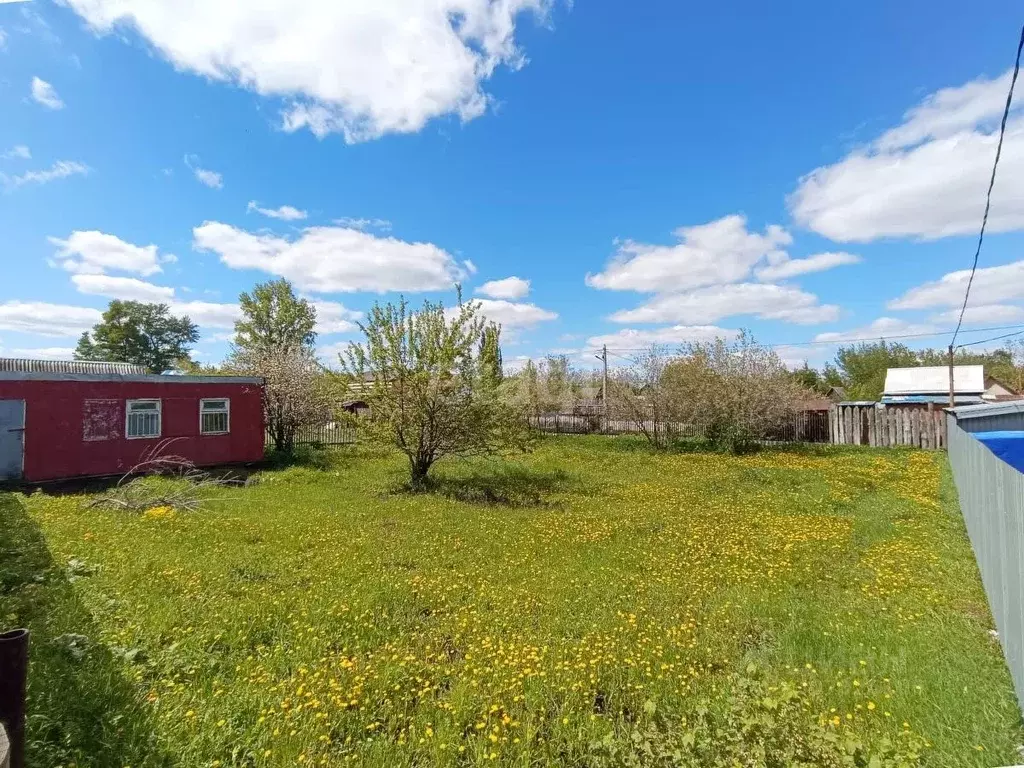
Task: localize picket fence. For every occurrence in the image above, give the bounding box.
[829,403,946,449]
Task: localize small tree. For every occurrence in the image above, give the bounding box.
[478,322,504,389]
[341,293,531,488]
[232,345,331,453]
[671,331,810,452]
[608,345,677,447]
[75,300,199,374]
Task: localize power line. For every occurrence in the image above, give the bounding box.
[586,322,1024,356]
[956,328,1024,349]
[951,23,1024,347]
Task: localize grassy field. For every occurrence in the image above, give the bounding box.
[1,437,1021,766]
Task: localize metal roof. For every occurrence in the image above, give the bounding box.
[883,365,985,395]
[950,400,1024,420]
[0,358,147,374]
[0,371,262,385]
[881,394,984,405]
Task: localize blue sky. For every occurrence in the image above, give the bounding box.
[3,0,1024,370]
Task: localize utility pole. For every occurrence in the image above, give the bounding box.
[596,345,609,434]
[948,343,956,409]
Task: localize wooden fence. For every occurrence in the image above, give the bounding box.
[829,403,946,449]
[264,423,357,448]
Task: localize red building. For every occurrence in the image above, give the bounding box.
[0,367,265,482]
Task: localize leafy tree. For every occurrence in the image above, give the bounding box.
[478,322,504,388]
[234,278,316,352]
[231,345,331,453]
[833,341,917,400]
[341,292,532,488]
[669,331,810,452]
[74,300,199,374]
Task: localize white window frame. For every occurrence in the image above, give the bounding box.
[125,399,161,440]
[199,398,231,435]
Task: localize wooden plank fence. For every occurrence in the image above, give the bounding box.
[829,403,946,449]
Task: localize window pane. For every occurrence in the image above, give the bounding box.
[202,400,227,412]
[201,412,229,434]
[130,401,158,412]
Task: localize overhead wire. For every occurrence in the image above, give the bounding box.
[950,23,1024,347]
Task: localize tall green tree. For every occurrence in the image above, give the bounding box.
[74,300,199,374]
[234,278,317,352]
[478,322,504,388]
[230,278,323,453]
[833,341,918,400]
[341,292,532,488]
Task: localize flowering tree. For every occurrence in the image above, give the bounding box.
[341,293,531,488]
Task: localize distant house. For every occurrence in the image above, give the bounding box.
[825,386,847,403]
[983,375,1022,402]
[882,365,985,407]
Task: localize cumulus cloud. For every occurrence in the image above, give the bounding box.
[311,299,362,334]
[929,304,1024,325]
[1,145,30,160]
[193,221,467,293]
[62,0,551,142]
[248,200,307,221]
[470,298,556,329]
[755,251,861,282]
[586,325,740,350]
[2,160,88,188]
[813,317,937,344]
[49,231,164,276]
[476,276,530,300]
[30,76,63,109]
[167,300,240,329]
[0,301,101,337]
[790,70,1024,241]
[610,283,840,326]
[587,215,792,293]
[72,274,175,302]
[888,260,1024,310]
[4,347,77,361]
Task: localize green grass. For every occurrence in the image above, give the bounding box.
[1,436,1021,766]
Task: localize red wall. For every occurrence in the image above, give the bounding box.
[0,379,264,482]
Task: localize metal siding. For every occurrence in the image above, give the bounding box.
[0,379,265,482]
[884,365,985,395]
[947,412,1024,713]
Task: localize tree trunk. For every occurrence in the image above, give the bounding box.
[409,456,433,490]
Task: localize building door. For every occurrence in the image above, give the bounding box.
[0,400,25,481]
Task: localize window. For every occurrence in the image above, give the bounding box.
[200,398,230,435]
[126,399,161,439]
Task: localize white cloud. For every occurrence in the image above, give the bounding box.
[813,317,937,344]
[476,276,530,300]
[248,200,307,221]
[888,260,1024,310]
[587,215,792,293]
[586,325,740,350]
[0,301,101,337]
[49,231,164,276]
[2,160,88,188]
[72,274,175,302]
[790,70,1024,241]
[62,0,550,143]
[929,304,1024,325]
[184,154,222,189]
[463,259,478,275]
[193,221,467,293]
[0,28,6,50]
[311,299,362,334]
[4,347,77,361]
[470,298,557,329]
[333,217,392,232]
[755,251,861,282]
[609,283,840,326]
[30,76,63,109]
[1,145,30,160]
[168,301,240,329]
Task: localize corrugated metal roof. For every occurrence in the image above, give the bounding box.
[951,401,1024,420]
[883,365,985,395]
[0,358,147,374]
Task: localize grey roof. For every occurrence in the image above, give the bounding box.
[0,358,147,375]
[950,401,1024,420]
[0,371,262,385]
